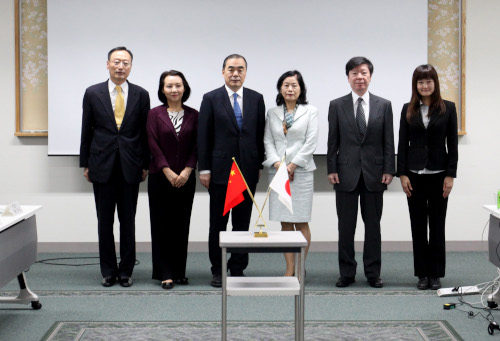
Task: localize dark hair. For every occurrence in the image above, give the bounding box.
[222,54,247,69]
[345,56,373,76]
[275,70,308,106]
[406,64,445,122]
[157,70,191,104]
[108,46,133,61]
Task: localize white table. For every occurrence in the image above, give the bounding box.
[0,205,42,309]
[483,205,500,307]
[220,231,307,341]
[484,205,500,219]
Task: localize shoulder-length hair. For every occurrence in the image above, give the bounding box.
[275,70,309,106]
[407,64,445,122]
[157,70,191,104]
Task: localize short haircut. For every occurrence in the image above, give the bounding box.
[275,70,309,106]
[345,56,373,76]
[222,54,247,70]
[157,70,191,104]
[406,64,445,121]
[108,46,133,61]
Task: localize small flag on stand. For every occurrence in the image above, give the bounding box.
[269,162,293,214]
[223,161,247,216]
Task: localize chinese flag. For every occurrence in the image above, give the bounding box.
[223,161,247,216]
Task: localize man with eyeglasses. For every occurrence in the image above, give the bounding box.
[80,46,150,288]
[198,54,265,287]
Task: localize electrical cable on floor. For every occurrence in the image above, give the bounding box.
[33,257,140,267]
[443,219,500,334]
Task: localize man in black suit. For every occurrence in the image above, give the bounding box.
[80,46,150,287]
[327,56,395,288]
[198,54,265,287]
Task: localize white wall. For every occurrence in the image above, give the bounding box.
[1,1,498,246]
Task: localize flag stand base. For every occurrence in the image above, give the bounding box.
[254,224,268,238]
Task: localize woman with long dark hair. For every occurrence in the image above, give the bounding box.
[397,64,458,290]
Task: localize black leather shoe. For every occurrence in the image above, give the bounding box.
[118,276,133,287]
[429,278,441,290]
[336,277,355,287]
[417,277,429,290]
[367,277,384,288]
[230,272,245,277]
[210,274,222,287]
[173,277,189,285]
[101,276,116,287]
[162,281,174,290]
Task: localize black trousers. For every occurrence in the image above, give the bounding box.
[208,182,256,275]
[407,172,448,278]
[336,174,383,279]
[92,155,139,278]
[148,172,195,281]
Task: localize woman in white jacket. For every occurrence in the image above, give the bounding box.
[263,70,319,276]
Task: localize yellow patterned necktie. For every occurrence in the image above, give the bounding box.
[114,85,125,129]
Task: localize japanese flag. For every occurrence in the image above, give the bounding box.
[269,162,293,214]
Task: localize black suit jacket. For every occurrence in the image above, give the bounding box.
[397,100,458,178]
[147,104,198,175]
[327,92,395,192]
[79,80,150,184]
[198,86,265,185]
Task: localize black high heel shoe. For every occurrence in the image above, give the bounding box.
[162,281,174,290]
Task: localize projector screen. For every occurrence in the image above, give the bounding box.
[47,0,427,155]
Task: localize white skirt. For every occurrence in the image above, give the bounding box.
[267,170,314,222]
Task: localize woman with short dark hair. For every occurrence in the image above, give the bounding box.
[147,70,198,289]
[397,64,458,290]
[263,70,319,276]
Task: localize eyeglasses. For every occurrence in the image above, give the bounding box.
[111,60,131,68]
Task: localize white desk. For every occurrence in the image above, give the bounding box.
[484,205,500,219]
[220,231,307,341]
[0,205,42,309]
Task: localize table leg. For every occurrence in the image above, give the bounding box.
[295,252,299,341]
[0,272,41,309]
[299,247,305,341]
[222,247,227,341]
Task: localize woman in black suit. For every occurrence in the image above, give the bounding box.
[397,64,458,290]
[147,70,198,289]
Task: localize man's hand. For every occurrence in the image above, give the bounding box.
[83,168,91,182]
[381,174,393,185]
[400,175,412,197]
[142,169,148,182]
[443,176,454,198]
[328,173,340,185]
[199,173,211,189]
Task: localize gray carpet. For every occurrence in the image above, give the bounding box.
[0,252,498,340]
[42,320,462,341]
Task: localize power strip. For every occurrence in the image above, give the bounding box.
[437,286,480,297]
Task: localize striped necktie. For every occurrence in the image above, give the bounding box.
[233,93,243,130]
[356,97,366,136]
